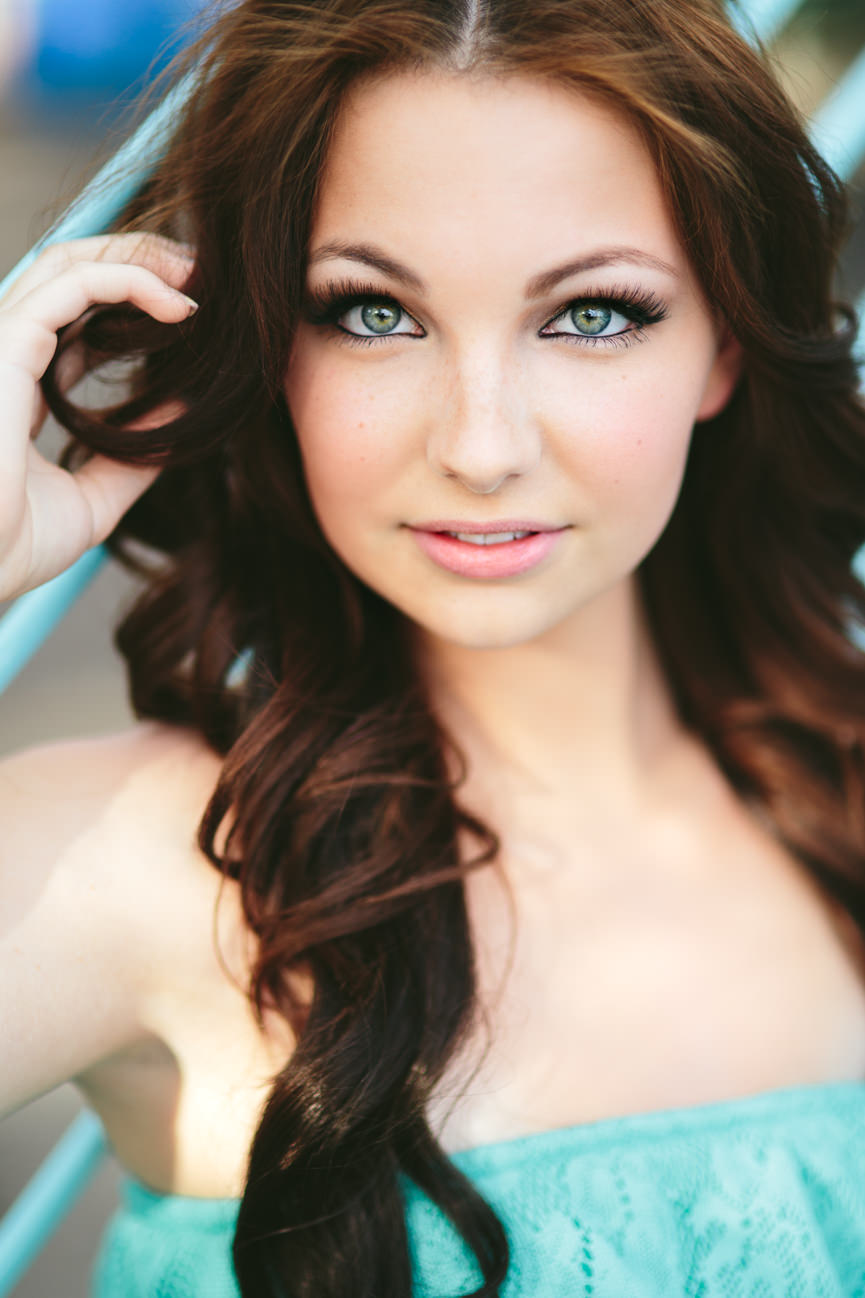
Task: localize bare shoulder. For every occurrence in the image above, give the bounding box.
[0,719,221,820]
[0,722,224,930]
[4,716,217,839]
[0,722,240,1118]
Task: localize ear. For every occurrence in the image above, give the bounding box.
[695,328,743,422]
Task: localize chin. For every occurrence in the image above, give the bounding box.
[401,600,568,652]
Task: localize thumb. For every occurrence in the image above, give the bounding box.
[74,456,161,546]
[77,398,187,543]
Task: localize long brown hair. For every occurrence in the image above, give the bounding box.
[42,1,865,1294]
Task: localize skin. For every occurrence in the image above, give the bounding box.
[285,70,743,821]
[280,74,865,1151]
[2,70,865,1195]
[0,234,195,598]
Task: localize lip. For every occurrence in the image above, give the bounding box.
[409,519,563,535]
[407,522,568,579]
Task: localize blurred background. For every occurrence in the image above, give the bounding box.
[0,6,208,1296]
[1,1,865,1294]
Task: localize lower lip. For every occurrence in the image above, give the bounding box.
[409,528,565,578]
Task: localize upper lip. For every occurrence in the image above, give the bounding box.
[408,520,565,534]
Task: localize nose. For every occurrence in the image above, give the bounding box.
[426,352,542,494]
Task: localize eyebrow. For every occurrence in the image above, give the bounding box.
[307,240,680,297]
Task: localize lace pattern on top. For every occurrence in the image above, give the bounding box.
[92,1081,865,1298]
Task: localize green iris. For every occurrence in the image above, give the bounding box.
[361,302,401,334]
[570,303,612,335]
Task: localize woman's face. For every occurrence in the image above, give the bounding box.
[284,71,740,650]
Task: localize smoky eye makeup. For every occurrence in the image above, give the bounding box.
[540,283,669,349]
[302,277,423,345]
[301,275,670,349]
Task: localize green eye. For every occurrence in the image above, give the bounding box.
[331,294,422,343]
[570,304,612,335]
[360,303,401,334]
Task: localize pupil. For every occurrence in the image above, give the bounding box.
[361,302,399,333]
[571,304,611,335]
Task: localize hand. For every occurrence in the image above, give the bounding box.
[0,232,197,601]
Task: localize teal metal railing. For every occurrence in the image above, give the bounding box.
[0,1113,107,1296]
[1,1,864,1291]
[0,69,196,707]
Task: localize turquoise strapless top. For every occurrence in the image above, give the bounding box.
[90,1081,865,1297]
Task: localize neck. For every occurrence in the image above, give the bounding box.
[415,575,689,830]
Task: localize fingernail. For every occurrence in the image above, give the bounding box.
[183,295,199,315]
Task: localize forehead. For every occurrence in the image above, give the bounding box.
[309,70,685,282]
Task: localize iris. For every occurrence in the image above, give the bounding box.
[571,304,612,335]
[361,303,401,333]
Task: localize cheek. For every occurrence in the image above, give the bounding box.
[284,341,411,518]
[546,353,711,523]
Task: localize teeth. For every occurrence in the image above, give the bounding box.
[449,531,532,545]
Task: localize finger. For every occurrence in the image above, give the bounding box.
[1,267,194,471]
[2,235,196,313]
[23,232,194,284]
[1,262,197,376]
[53,336,91,396]
[0,233,196,310]
[91,232,196,270]
[73,455,162,546]
[28,339,90,439]
[0,445,161,594]
[1,357,45,475]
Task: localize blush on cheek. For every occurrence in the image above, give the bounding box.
[303,408,399,489]
[288,348,410,481]
[298,410,407,533]
[563,405,696,572]
[620,431,694,546]
[565,406,688,494]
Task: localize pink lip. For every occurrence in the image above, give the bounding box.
[410,519,560,535]
[408,523,567,578]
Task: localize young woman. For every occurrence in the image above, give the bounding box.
[3,0,865,1294]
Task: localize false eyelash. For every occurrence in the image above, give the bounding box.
[540,282,669,350]
[543,283,669,331]
[302,277,410,325]
[301,276,669,348]
[301,277,420,349]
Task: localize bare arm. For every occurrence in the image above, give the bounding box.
[0,736,148,1117]
[0,725,226,1120]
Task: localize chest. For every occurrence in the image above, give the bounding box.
[428,829,865,1152]
[78,799,865,1196]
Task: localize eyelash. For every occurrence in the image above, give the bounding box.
[302,276,669,349]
